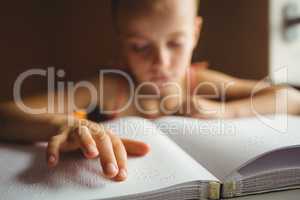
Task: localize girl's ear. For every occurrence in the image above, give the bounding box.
[193,16,203,49]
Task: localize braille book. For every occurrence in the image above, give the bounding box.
[1,115,300,200]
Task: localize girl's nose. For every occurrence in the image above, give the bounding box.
[152,47,171,70]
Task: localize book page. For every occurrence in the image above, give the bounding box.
[0,117,218,200]
[236,145,300,177]
[154,115,300,181]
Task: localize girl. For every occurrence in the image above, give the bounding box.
[1,0,300,182]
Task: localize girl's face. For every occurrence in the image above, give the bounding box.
[117,0,202,93]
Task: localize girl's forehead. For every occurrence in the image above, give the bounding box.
[120,21,193,42]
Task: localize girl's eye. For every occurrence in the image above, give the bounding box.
[130,44,150,53]
[168,41,183,49]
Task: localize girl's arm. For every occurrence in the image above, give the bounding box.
[227,86,300,118]
[187,85,300,119]
[194,67,264,100]
[0,86,91,142]
[187,66,300,118]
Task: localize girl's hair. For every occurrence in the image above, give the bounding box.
[111,0,200,19]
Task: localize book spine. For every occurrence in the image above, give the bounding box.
[222,181,237,198]
[208,181,221,200]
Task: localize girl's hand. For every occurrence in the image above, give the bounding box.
[46,118,150,182]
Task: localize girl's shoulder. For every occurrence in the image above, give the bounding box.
[190,61,209,71]
[188,61,210,89]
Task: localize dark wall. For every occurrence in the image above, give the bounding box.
[196,0,269,79]
[0,0,269,102]
[1,1,53,101]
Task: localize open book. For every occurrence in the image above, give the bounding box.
[1,115,300,200]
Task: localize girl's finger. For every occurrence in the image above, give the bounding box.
[77,126,99,159]
[121,138,150,156]
[92,128,119,179]
[108,131,128,181]
[47,134,66,168]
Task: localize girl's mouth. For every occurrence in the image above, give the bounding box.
[149,77,174,89]
[150,75,170,82]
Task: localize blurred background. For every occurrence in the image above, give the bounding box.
[1,0,299,102]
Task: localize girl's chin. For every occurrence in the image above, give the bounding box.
[135,81,173,95]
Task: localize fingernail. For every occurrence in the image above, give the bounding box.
[88,145,98,155]
[48,155,56,164]
[118,169,127,179]
[106,163,118,176]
